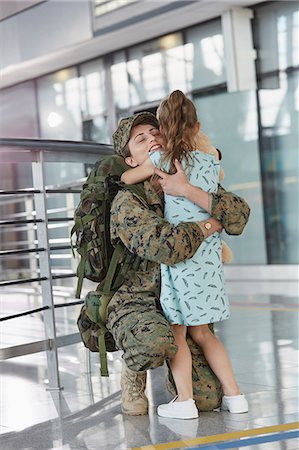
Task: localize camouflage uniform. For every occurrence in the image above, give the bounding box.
[107,179,250,411]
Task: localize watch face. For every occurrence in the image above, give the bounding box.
[204,222,212,230]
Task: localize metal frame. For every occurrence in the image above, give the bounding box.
[0,138,113,390]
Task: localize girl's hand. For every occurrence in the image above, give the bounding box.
[155,160,190,196]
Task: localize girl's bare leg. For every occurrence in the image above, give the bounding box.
[188,324,240,396]
[169,324,193,401]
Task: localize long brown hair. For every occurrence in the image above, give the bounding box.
[156,90,198,173]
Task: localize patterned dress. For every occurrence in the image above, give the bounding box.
[149,150,230,326]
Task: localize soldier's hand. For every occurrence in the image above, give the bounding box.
[155,160,190,196]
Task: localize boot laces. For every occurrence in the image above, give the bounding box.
[124,371,146,401]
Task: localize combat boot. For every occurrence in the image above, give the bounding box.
[121,364,148,416]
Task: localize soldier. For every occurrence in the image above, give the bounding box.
[107,112,250,416]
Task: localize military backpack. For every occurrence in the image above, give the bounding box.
[71,155,147,376]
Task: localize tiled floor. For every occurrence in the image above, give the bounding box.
[0,281,298,450]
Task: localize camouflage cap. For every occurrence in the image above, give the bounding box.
[113,112,159,158]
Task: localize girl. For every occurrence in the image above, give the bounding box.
[121,90,248,419]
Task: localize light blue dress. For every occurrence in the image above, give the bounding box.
[150,150,230,326]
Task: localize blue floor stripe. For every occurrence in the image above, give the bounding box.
[188,429,299,449]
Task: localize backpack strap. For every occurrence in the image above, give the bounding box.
[75,246,86,298]
[102,242,124,294]
[95,242,125,376]
[98,328,109,376]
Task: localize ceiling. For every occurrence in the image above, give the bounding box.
[0,0,267,89]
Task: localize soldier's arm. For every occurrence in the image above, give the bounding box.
[111,190,207,266]
[168,182,250,235]
[210,184,250,235]
[155,162,250,235]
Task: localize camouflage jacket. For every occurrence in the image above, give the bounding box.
[107,181,250,410]
[108,180,250,313]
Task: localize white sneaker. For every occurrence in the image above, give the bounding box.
[157,396,199,419]
[221,394,248,414]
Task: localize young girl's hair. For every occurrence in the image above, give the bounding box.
[156,90,198,173]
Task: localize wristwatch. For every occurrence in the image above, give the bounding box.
[204,221,212,235]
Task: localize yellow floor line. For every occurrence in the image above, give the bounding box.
[131,421,299,450]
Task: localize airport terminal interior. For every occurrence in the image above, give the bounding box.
[0,1,298,449]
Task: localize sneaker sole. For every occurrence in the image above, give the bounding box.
[221,406,248,414]
[157,410,199,420]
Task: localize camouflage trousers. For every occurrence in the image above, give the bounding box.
[109,305,178,371]
[107,290,222,411]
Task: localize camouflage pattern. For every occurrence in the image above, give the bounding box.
[77,304,117,353]
[93,153,129,177]
[113,112,159,158]
[211,184,250,235]
[107,180,250,410]
[72,155,130,298]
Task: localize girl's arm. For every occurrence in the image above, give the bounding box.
[156,159,211,211]
[155,160,250,235]
[121,157,155,184]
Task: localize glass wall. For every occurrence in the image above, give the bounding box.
[2,1,297,265]
[185,19,226,91]
[79,59,109,143]
[37,68,82,142]
[36,69,85,269]
[254,1,299,263]
[127,33,187,106]
[111,51,131,120]
[194,91,267,264]
[0,81,39,140]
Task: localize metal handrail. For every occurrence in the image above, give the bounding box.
[0,299,84,322]
[0,138,113,164]
[0,137,113,153]
[0,138,114,389]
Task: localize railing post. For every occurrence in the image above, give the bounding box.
[66,191,78,282]
[25,196,39,310]
[32,150,62,390]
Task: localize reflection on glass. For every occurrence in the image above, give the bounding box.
[111,52,130,110]
[83,116,109,143]
[255,2,299,74]
[185,20,226,90]
[194,91,267,264]
[127,33,184,105]
[200,34,224,76]
[277,9,299,70]
[37,68,81,141]
[165,45,188,93]
[80,59,109,143]
[37,69,85,272]
[142,52,164,102]
[127,57,146,106]
[259,71,299,263]
[80,60,106,117]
